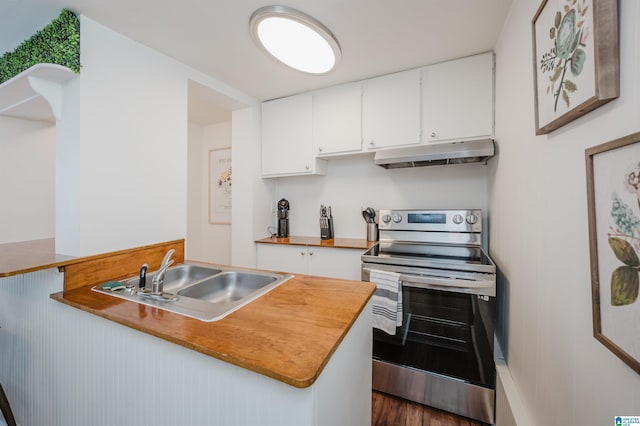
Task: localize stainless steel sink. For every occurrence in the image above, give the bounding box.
[125,264,223,291]
[177,271,278,303]
[92,262,292,322]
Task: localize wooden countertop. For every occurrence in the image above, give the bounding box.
[51,272,375,389]
[0,238,77,277]
[255,235,376,250]
[0,239,184,289]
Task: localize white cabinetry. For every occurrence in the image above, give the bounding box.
[362,68,421,150]
[261,93,327,177]
[257,244,363,281]
[313,82,362,156]
[259,53,495,176]
[308,247,363,280]
[422,52,494,143]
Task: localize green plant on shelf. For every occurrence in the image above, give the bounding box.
[0,9,80,84]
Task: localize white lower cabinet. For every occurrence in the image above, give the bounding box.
[256,244,364,281]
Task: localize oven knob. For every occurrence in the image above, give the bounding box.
[452,214,464,224]
[392,214,402,223]
[381,214,392,224]
[466,214,478,224]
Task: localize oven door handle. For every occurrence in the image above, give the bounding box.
[362,267,494,290]
[398,273,494,291]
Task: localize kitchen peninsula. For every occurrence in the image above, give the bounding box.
[0,239,375,425]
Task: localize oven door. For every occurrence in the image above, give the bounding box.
[362,264,495,390]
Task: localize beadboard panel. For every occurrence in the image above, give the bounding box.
[0,269,371,425]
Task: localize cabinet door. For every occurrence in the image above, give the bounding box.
[313,82,362,156]
[362,68,421,150]
[261,93,326,177]
[256,244,308,275]
[307,247,363,281]
[422,52,494,143]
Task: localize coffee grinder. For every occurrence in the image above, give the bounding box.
[277,198,290,238]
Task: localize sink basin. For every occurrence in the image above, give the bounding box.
[92,262,292,322]
[177,271,278,303]
[126,264,222,291]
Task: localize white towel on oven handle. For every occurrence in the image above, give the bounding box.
[370,269,403,335]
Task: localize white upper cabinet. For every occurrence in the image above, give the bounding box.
[313,82,362,156]
[362,68,421,150]
[261,93,327,177]
[259,53,495,178]
[422,52,494,143]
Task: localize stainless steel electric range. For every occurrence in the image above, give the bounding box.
[361,209,496,424]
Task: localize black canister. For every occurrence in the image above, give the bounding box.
[277,198,290,237]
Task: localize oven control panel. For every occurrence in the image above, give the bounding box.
[378,209,483,232]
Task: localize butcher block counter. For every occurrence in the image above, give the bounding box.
[255,235,375,250]
[51,271,375,388]
[0,238,76,277]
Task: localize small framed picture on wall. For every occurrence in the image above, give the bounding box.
[209,148,232,224]
[586,132,640,374]
[531,0,618,135]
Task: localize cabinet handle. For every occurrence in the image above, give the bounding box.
[305,165,310,171]
[430,132,437,138]
[308,251,314,256]
[369,141,375,146]
[318,147,323,153]
[301,251,306,256]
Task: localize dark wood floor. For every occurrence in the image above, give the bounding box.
[372,391,484,426]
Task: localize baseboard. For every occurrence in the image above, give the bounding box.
[494,340,533,426]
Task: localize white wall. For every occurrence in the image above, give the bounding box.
[53,16,257,257]
[54,16,188,256]
[231,106,277,268]
[187,121,232,264]
[273,155,489,239]
[490,0,640,424]
[0,117,55,244]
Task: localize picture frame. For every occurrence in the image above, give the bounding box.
[586,132,640,374]
[209,148,232,224]
[532,0,619,135]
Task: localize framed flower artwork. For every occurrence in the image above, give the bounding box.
[586,132,640,374]
[532,0,619,135]
[209,148,232,224]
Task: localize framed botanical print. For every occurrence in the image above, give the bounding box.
[532,0,619,135]
[209,148,232,224]
[586,132,640,374]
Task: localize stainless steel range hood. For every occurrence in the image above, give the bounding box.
[374,139,494,169]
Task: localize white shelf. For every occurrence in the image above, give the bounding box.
[0,63,77,122]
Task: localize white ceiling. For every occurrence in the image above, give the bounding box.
[0,1,61,55]
[3,0,512,105]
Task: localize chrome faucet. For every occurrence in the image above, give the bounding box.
[151,249,175,295]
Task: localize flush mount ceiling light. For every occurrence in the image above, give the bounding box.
[249,5,341,75]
